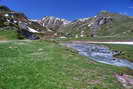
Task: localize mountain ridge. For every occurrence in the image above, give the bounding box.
[33,10,133,39]
[0,5,133,40]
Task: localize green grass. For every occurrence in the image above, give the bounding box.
[0,40,130,89]
[54,36,133,42]
[103,44,133,62]
[0,30,18,40]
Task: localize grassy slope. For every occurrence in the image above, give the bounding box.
[59,13,133,41]
[0,30,18,40]
[104,44,133,62]
[0,40,128,89]
[55,36,133,42]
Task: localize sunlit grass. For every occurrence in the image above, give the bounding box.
[0,30,18,40]
[0,41,126,89]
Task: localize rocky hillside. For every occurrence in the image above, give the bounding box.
[32,16,70,31]
[58,11,133,38]
[0,5,51,40]
[34,11,133,39]
[1,5,133,40]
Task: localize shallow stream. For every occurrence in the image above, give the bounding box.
[64,43,133,70]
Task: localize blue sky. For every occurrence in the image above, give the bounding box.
[0,0,133,20]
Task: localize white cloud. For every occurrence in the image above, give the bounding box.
[128,7,133,8]
[119,12,128,15]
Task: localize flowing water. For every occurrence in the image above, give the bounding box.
[63,43,133,70]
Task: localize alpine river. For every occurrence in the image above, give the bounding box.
[63,43,133,70]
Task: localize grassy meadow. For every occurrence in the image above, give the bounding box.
[0,40,128,89]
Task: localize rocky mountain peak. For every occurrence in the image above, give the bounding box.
[73,17,90,23]
[91,11,113,28]
[0,5,11,13]
[97,10,113,16]
[35,16,71,31]
[41,16,70,26]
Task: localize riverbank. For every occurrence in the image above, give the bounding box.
[68,41,133,45]
[63,42,133,88]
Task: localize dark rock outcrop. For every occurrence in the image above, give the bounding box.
[0,5,11,13]
[0,5,49,40]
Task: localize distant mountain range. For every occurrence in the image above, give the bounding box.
[0,5,133,40]
[32,10,133,39]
